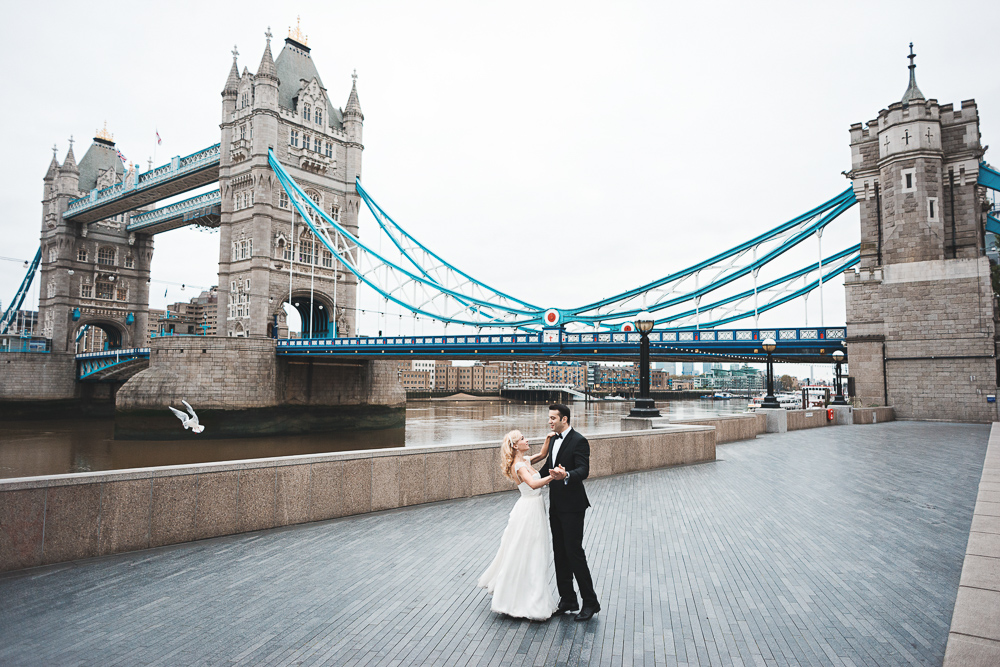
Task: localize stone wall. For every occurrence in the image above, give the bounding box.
[0,352,78,401]
[853,407,896,424]
[786,409,832,431]
[0,426,714,572]
[667,413,766,444]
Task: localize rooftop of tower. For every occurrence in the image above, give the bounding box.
[274,21,344,129]
[78,124,124,192]
[901,42,925,105]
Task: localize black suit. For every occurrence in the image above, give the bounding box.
[540,428,599,609]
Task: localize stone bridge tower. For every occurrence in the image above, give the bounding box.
[844,45,996,421]
[36,128,153,354]
[217,23,362,339]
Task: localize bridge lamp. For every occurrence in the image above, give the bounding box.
[761,337,780,409]
[628,311,661,418]
[832,350,847,405]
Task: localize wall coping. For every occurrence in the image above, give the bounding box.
[0,425,715,491]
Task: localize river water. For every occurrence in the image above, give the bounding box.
[0,398,748,479]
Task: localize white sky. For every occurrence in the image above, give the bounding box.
[3,0,999,382]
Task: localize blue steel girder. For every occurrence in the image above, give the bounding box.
[76,348,150,380]
[1,248,41,335]
[980,163,1000,192]
[127,190,222,233]
[64,145,221,224]
[276,326,846,364]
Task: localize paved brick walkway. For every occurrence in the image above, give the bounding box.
[0,422,989,666]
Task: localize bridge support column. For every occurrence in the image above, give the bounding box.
[115,337,404,439]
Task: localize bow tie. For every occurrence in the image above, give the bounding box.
[554,433,564,440]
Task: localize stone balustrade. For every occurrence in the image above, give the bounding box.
[0,425,714,573]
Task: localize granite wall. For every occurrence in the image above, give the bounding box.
[0,425,714,572]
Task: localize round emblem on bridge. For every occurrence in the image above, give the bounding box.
[621,322,635,332]
[543,309,560,326]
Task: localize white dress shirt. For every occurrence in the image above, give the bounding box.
[551,426,573,483]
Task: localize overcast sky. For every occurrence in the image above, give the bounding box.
[3,0,999,380]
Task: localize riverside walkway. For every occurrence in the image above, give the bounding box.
[0,421,988,666]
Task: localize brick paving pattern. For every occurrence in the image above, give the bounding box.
[0,421,988,666]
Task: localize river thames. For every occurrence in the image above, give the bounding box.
[0,398,747,479]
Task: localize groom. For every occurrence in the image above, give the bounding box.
[541,404,601,621]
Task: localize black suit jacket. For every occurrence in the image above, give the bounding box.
[540,428,591,513]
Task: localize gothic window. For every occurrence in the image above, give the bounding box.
[47,246,57,263]
[240,125,246,140]
[124,255,134,269]
[322,248,333,268]
[299,231,316,264]
[282,239,291,261]
[97,246,116,266]
[303,104,311,122]
[96,281,114,300]
[116,285,128,301]
[315,109,322,126]
[81,284,93,298]
[330,204,340,222]
[290,129,299,147]
[303,135,311,152]
[315,139,322,154]
[77,247,88,262]
[278,190,289,209]
[324,142,333,158]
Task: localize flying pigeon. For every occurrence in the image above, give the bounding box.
[168,400,205,433]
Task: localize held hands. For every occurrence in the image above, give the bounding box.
[549,465,568,481]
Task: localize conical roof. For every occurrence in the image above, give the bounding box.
[78,139,123,191]
[345,73,363,120]
[45,146,60,180]
[901,43,924,105]
[256,29,279,82]
[60,142,79,175]
[223,46,240,96]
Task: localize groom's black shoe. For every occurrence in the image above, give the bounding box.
[575,604,601,622]
[555,599,579,614]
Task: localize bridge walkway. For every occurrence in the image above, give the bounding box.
[0,422,987,666]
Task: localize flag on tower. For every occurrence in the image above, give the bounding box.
[156,130,162,146]
[116,149,127,165]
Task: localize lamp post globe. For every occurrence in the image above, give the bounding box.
[628,312,660,418]
[832,349,847,405]
[761,337,780,409]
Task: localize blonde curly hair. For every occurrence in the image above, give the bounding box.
[500,429,524,481]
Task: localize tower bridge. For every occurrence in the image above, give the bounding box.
[1,34,999,430]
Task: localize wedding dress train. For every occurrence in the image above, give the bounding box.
[477,461,558,620]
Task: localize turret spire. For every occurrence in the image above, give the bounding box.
[256,27,278,81]
[223,45,240,96]
[45,143,60,180]
[345,70,363,119]
[901,42,925,105]
[61,135,79,174]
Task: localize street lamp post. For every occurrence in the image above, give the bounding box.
[832,350,847,405]
[761,337,780,409]
[629,312,661,418]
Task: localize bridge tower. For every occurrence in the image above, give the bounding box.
[36,128,153,354]
[845,45,996,420]
[217,24,361,340]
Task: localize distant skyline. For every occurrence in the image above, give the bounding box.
[3,1,999,381]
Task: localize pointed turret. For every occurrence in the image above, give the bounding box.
[344,71,363,120]
[60,136,79,175]
[222,45,240,98]
[901,42,924,105]
[256,28,279,82]
[45,144,60,181]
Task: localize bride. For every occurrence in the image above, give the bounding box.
[477,429,559,620]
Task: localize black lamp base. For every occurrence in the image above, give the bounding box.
[832,396,848,405]
[628,398,661,418]
[760,396,781,409]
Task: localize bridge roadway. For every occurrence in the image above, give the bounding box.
[275,326,848,364]
[0,422,985,665]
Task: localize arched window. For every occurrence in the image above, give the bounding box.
[96,281,114,300]
[278,190,289,209]
[303,104,311,122]
[298,230,316,265]
[124,255,134,269]
[77,247,88,262]
[290,129,299,147]
[315,109,323,125]
[97,246,116,266]
[303,135,311,152]
[330,203,340,222]
[324,142,333,158]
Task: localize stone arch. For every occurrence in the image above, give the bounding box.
[74,318,130,352]
[285,290,335,339]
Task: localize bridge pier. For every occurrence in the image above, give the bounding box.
[114,336,404,439]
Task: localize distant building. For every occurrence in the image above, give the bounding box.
[152,288,219,339]
[547,361,586,390]
[682,362,695,376]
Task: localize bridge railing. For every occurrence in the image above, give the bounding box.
[64,144,221,219]
[76,347,150,380]
[276,327,846,353]
[127,189,221,231]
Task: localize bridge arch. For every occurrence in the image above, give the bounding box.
[74,318,130,352]
[282,290,335,339]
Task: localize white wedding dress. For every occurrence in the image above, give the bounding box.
[477,461,558,620]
